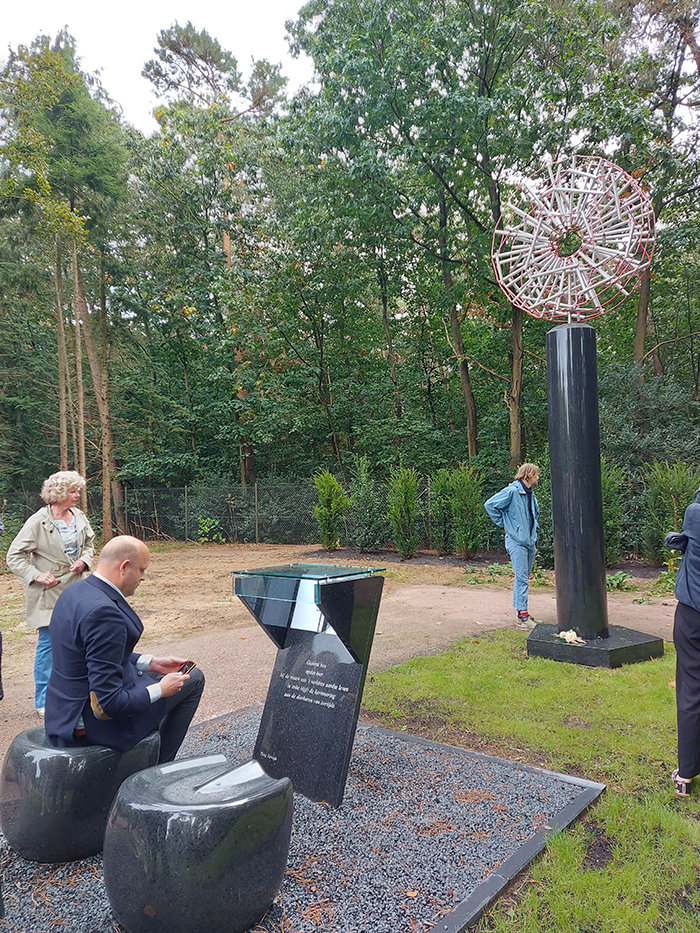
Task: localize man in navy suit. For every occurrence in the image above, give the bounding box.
[45,535,205,762]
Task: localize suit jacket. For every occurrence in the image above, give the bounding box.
[45,575,165,752]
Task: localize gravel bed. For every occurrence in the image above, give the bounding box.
[1,709,588,932]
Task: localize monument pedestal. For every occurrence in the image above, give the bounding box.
[527,623,664,668]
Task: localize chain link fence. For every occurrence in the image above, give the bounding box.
[124,484,322,544]
[1,481,503,551]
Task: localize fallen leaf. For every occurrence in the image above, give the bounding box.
[405,890,419,898]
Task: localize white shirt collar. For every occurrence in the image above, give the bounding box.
[92,571,124,597]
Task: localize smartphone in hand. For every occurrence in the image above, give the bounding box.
[179,660,197,674]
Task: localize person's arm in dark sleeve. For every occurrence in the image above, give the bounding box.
[664,532,688,553]
[82,607,152,719]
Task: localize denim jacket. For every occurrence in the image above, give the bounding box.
[484,481,539,548]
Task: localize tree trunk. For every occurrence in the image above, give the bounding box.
[54,235,69,470]
[439,194,478,459]
[67,341,79,471]
[634,192,664,366]
[480,145,523,467]
[506,303,524,468]
[319,366,345,478]
[447,303,478,461]
[633,267,651,365]
[99,256,126,534]
[71,250,88,511]
[376,254,402,421]
[72,240,124,541]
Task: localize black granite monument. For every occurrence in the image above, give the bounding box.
[526,324,664,667]
[233,563,384,807]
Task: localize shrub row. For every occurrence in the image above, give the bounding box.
[314,457,700,565]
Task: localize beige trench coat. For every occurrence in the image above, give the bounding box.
[6,506,95,630]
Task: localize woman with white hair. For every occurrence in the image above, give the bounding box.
[7,471,95,716]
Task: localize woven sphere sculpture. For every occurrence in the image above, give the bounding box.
[491,155,656,322]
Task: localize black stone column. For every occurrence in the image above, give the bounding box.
[528,323,663,665]
[546,323,609,640]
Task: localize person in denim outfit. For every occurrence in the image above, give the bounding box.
[484,464,540,626]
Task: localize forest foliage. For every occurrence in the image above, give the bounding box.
[1,2,700,548]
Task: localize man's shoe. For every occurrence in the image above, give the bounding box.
[35,707,45,719]
[672,769,692,797]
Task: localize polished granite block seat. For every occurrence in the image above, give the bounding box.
[103,755,293,933]
[0,727,160,863]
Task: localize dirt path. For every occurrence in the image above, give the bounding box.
[0,543,675,757]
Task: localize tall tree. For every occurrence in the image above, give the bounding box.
[288,0,621,465]
[611,1,700,364]
[1,36,85,477]
[106,25,288,486]
[2,32,129,534]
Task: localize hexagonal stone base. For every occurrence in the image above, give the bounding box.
[527,623,664,668]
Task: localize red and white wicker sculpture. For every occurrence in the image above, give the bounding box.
[491,155,656,322]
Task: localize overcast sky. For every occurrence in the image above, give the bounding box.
[1,1,315,133]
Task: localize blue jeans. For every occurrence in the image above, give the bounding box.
[506,536,536,612]
[34,626,52,709]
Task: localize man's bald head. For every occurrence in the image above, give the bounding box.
[97,536,148,570]
[96,536,150,596]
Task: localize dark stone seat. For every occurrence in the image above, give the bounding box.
[103,755,293,933]
[0,727,160,862]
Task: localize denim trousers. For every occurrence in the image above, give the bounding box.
[34,626,53,709]
[505,536,536,612]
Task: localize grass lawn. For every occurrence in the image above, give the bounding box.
[362,631,700,933]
